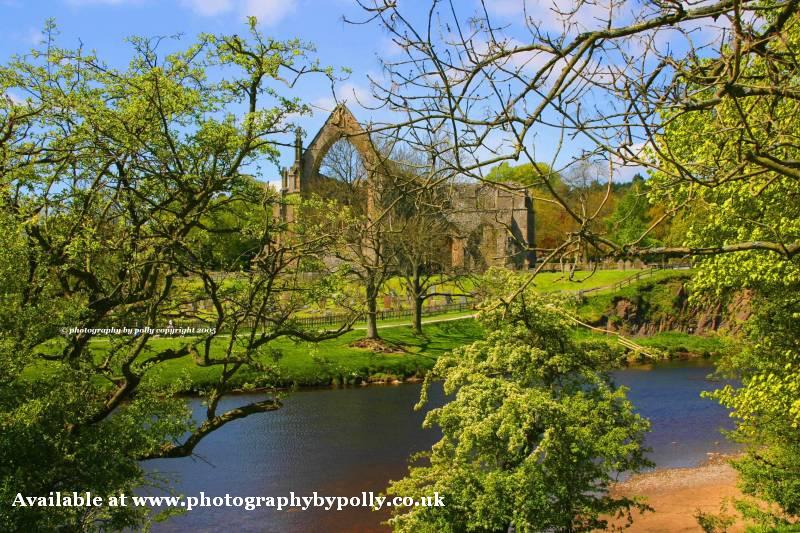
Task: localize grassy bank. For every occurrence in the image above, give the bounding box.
[29,318,483,391]
[144,322,727,390]
[29,317,727,392]
[29,268,729,392]
[573,328,729,361]
[576,269,692,322]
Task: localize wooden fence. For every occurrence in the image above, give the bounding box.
[573,263,691,298]
[291,301,473,329]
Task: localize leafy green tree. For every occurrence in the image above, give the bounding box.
[0,20,349,531]
[195,178,268,271]
[647,11,800,528]
[706,294,800,528]
[485,161,559,188]
[386,269,651,532]
[605,175,659,249]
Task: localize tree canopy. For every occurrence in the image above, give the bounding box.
[0,20,350,531]
[386,269,651,532]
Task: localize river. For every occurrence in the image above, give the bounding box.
[144,359,739,532]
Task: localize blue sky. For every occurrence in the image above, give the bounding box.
[0,0,398,182]
[1,0,719,183]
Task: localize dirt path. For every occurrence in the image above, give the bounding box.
[351,313,476,330]
[608,457,744,532]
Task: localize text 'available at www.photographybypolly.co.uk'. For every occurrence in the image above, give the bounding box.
[12,491,445,512]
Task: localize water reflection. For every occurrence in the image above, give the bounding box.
[145,361,738,532]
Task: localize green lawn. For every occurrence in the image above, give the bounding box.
[527,268,648,293]
[29,268,723,392]
[30,318,485,391]
[32,319,725,393]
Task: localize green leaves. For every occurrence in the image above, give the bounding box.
[0,22,339,531]
[387,279,651,532]
[648,15,800,525]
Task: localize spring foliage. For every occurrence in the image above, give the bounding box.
[386,269,651,532]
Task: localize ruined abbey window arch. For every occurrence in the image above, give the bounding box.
[277,105,536,270]
[281,104,381,196]
[318,138,367,185]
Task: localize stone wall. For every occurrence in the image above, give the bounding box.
[277,105,536,271]
[446,182,535,270]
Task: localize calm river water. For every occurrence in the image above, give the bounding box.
[144,359,739,532]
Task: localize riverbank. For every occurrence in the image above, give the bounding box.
[144,363,741,533]
[26,269,736,392]
[29,314,730,392]
[610,455,745,532]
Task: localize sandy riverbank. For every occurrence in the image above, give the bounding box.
[609,455,745,532]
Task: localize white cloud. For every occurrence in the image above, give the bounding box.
[484,0,636,34]
[65,0,295,25]
[380,37,404,58]
[309,80,377,114]
[66,0,141,5]
[179,0,295,25]
[180,0,234,16]
[336,82,376,107]
[310,95,337,113]
[27,28,43,44]
[483,0,529,17]
[241,0,295,26]
[4,90,26,105]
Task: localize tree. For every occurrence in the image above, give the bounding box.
[391,211,456,334]
[386,269,651,532]
[317,136,398,340]
[646,13,800,525]
[387,155,463,334]
[486,160,619,263]
[195,181,269,271]
[0,20,350,531]
[354,2,800,528]
[605,175,659,249]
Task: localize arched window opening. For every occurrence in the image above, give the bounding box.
[314,138,369,213]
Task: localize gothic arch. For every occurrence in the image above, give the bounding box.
[303,105,379,182]
[283,104,382,195]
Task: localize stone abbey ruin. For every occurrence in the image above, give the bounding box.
[277,105,535,271]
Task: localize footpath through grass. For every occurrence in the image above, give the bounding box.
[31,268,728,392]
[43,318,484,391]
